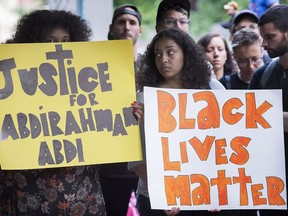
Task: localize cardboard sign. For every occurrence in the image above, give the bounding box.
[144,86,286,210]
[0,40,142,169]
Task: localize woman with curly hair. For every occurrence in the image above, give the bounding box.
[12,9,92,43]
[0,10,106,216]
[130,29,227,216]
[137,29,211,91]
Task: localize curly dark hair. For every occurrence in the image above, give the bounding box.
[13,10,92,43]
[197,33,235,75]
[137,28,210,91]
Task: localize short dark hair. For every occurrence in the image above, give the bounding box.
[258,4,288,32]
[13,10,92,43]
[156,0,190,24]
[156,5,189,25]
[112,4,142,25]
[232,28,261,51]
[137,28,210,90]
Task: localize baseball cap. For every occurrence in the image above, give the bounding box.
[232,9,259,26]
[220,18,233,29]
[112,4,142,25]
[156,0,191,22]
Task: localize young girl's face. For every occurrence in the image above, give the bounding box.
[44,27,70,42]
[154,37,184,81]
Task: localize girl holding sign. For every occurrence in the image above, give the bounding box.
[0,10,106,216]
[130,28,238,216]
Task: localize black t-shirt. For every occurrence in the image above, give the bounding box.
[219,73,249,89]
[249,62,288,110]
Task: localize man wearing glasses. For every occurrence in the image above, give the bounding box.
[230,9,271,66]
[154,0,225,89]
[220,28,263,92]
[155,0,190,33]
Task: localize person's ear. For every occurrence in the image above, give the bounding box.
[285,32,288,41]
[109,24,113,37]
[139,26,143,35]
[261,46,264,55]
[155,25,160,34]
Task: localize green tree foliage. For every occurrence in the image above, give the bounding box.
[113,0,288,40]
[190,0,247,36]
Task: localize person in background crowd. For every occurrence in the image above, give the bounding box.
[229,8,271,74]
[155,0,191,33]
[231,9,271,71]
[98,4,142,216]
[198,33,236,80]
[230,9,259,40]
[249,0,279,17]
[107,4,143,77]
[220,28,263,90]
[0,9,106,216]
[154,0,225,89]
[220,1,239,31]
[248,4,288,216]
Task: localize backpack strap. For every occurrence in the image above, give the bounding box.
[260,58,279,88]
[225,75,231,89]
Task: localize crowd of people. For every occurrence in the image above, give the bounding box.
[0,0,288,215]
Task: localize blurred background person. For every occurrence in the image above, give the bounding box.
[155,0,191,33]
[230,9,259,40]
[107,4,143,72]
[220,1,239,32]
[198,33,237,80]
[230,9,271,64]
[220,28,263,91]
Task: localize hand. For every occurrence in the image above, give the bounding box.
[209,209,221,212]
[132,101,144,123]
[164,207,180,216]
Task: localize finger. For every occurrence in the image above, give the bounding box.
[133,111,142,121]
[208,209,221,212]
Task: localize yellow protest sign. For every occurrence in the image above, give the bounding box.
[0,40,142,169]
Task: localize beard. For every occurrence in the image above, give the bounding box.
[267,35,288,58]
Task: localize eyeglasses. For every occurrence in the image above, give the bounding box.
[233,23,258,33]
[161,18,190,27]
[236,56,263,67]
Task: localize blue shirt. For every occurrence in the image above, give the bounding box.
[249,0,279,17]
